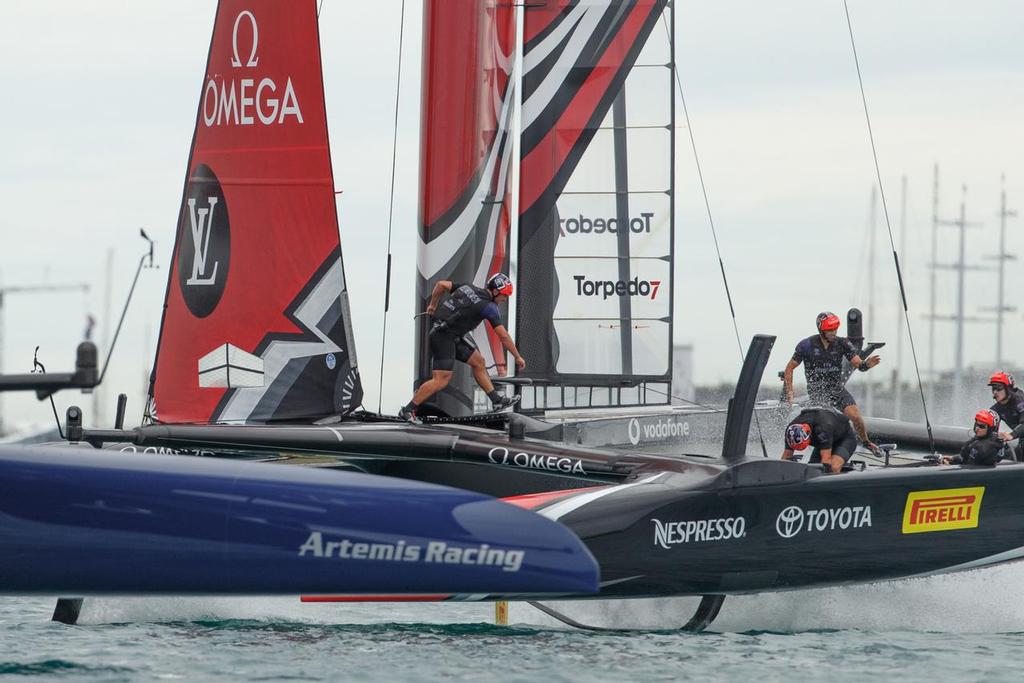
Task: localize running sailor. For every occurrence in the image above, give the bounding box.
[782,311,881,454]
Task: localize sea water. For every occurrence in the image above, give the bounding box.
[3,563,1024,682]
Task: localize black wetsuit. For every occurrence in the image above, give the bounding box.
[950,432,1005,467]
[792,335,860,411]
[790,407,858,463]
[991,387,1024,461]
[429,284,502,371]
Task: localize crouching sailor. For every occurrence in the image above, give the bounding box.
[941,409,1006,466]
[988,371,1024,461]
[781,407,859,473]
[400,273,525,422]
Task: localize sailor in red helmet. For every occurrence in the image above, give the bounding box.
[988,371,1024,462]
[399,273,526,421]
[782,311,881,453]
[941,409,1005,466]
[781,407,859,473]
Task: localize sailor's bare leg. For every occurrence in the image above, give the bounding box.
[467,351,495,393]
[844,404,870,444]
[411,370,453,406]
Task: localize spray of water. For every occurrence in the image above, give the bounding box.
[512,563,1024,633]
[70,562,1024,633]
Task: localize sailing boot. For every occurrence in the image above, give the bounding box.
[492,395,521,412]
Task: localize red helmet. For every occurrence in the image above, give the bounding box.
[786,423,812,450]
[988,371,1015,389]
[486,272,513,297]
[974,409,1000,430]
[816,311,841,333]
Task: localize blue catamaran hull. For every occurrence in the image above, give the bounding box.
[0,446,598,596]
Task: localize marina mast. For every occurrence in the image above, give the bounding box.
[894,175,908,419]
[928,185,990,411]
[928,164,939,406]
[983,174,1017,367]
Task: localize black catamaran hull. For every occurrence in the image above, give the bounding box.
[518,460,1024,598]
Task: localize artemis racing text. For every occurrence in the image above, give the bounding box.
[574,276,661,300]
[298,532,524,572]
[651,517,746,548]
[487,446,586,475]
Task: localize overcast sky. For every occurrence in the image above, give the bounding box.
[1,1,1022,432]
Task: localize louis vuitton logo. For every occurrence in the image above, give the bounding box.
[186,196,220,286]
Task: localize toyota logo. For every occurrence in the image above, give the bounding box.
[776,506,805,538]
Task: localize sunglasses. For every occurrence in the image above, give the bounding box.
[974,422,990,430]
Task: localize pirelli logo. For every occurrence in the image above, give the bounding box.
[902,487,985,534]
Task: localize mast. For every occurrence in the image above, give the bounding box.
[927,184,990,418]
[928,163,938,405]
[415,1,518,417]
[940,185,984,411]
[984,174,1017,366]
[93,248,114,428]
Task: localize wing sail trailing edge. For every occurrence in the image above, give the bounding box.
[515,0,674,412]
[148,0,362,424]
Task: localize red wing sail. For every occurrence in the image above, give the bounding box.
[516,0,673,411]
[147,0,362,424]
[415,0,517,416]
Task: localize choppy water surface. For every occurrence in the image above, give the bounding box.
[3,564,1024,681]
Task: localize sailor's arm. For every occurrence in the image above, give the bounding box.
[997,425,1021,442]
[783,359,799,404]
[492,324,526,370]
[850,354,881,371]
[426,280,453,315]
[943,443,970,465]
[781,448,795,460]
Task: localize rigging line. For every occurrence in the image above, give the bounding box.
[317,0,324,18]
[641,383,728,413]
[661,15,769,457]
[842,0,935,454]
[377,0,407,415]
